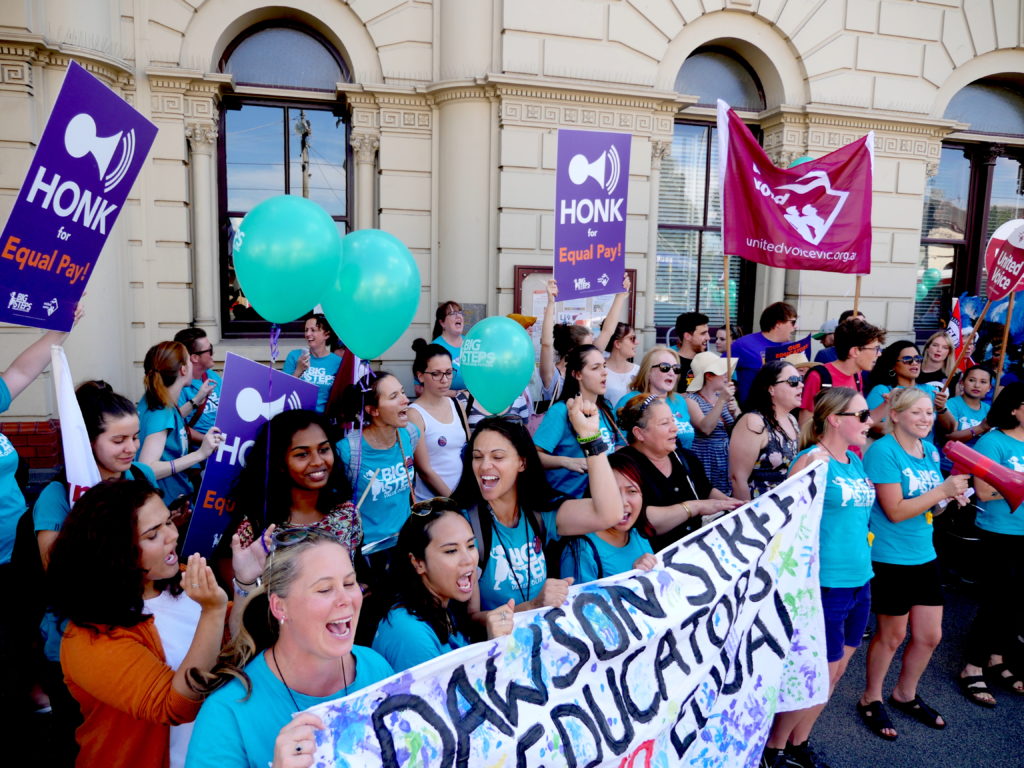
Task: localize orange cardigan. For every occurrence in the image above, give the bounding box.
[61,618,201,768]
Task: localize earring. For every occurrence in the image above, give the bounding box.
[888,369,895,378]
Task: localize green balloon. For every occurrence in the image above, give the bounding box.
[460,316,535,414]
[322,229,421,360]
[916,284,929,301]
[922,267,941,289]
[788,155,815,168]
[233,195,341,324]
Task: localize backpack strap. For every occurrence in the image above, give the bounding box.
[467,504,491,569]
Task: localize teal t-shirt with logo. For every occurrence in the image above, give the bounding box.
[559,528,653,585]
[863,434,943,565]
[973,429,1024,536]
[136,398,192,503]
[792,447,874,587]
[468,508,559,611]
[178,369,223,435]
[283,350,342,413]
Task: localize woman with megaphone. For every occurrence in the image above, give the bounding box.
[957,381,1024,707]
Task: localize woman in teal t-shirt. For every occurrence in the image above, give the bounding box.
[373,505,512,672]
[431,299,467,391]
[958,382,1024,707]
[615,345,696,451]
[282,314,343,412]
[762,387,876,768]
[451,410,624,614]
[137,341,222,507]
[536,345,625,499]
[858,387,969,740]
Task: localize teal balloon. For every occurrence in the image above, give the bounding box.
[322,229,420,360]
[233,195,341,324]
[916,284,929,301]
[922,267,941,289]
[460,316,535,415]
[788,155,815,168]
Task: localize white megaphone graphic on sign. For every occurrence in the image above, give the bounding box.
[235,387,303,423]
[568,145,621,194]
[64,113,137,193]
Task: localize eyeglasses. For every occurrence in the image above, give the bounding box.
[836,409,871,423]
[446,310,464,318]
[897,355,924,365]
[411,496,458,515]
[654,363,683,374]
[194,345,213,356]
[859,345,883,356]
[271,526,337,549]
[774,376,803,387]
[424,369,454,381]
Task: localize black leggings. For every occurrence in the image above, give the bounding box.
[964,529,1024,667]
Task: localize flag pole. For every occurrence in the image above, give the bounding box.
[724,254,733,378]
[995,291,1015,392]
[943,297,992,393]
[853,275,862,315]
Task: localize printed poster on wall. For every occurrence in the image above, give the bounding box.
[0,61,158,331]
[308,463,829,768]
[182,353,318,558]
[554,129,631,302]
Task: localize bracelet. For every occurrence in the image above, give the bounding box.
[169,458,177,475]
[580,438,608,457]
[681,501,692,519]
[969,425,977,437]
[576,432,602,444]
[232,576,261,597]
[936,407,948,414]
[190,398,200,409]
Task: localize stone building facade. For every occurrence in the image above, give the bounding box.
[1,0,1022,432]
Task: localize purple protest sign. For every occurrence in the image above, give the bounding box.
[182,353,318,558]
[553,129,631,302]
[0,61,157,331]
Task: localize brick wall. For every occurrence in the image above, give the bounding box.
[0,420,62,471]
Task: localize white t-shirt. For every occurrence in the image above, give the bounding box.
[144,590,202,768]
[604,364,639,411]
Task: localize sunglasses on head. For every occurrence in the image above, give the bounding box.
[655,363,683,374]
[836,409,871,423]
[774,376,802,387]
[898,355,924,364]
[411,496,459,516]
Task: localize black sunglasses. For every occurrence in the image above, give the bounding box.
[897,355,924,365]
[655,363,683,374]
[836,409,871,423]
[411,496,459,515]
[194,345,214,356]
[774,376,802,388]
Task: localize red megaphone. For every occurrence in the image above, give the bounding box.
[943,441,1024,512]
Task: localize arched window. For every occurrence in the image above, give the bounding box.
[656,48,764,339]
[217,22,352,336]
[917,76,1024,337]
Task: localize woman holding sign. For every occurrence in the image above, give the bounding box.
[137,341,223,510]
[452,411,623,615]
[187,528,393,768]
[373,502,513,672]
[857,388,969,739]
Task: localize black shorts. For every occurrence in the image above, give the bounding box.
[870,559,943,616]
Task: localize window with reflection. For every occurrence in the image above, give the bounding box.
[917,77,1024,338]
[657,49,762,340]
[217,22,351,336]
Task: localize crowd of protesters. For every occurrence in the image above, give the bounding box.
[2,289,1023,768]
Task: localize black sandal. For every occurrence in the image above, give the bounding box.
[959,675,997,708]
[888,694,946,730]
[857,700,897,741]
[986,663,1024,694]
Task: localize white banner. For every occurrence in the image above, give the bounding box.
[51,345,100,505]
[310,462,829,768]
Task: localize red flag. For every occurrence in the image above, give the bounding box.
[984,219,1024,301]
[717,100,873,274]
[946,297,968,374]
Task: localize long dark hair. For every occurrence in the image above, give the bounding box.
[451,417,560,512]
[432,301,462,339]
[76,380,136,443]
[387,508,472,644]
[48,480,180,632]
[411,340,452,380]
[987,381,1024,431]
[740,360,793,437]
[336,371,399,428]
[874,340,919,385]
[558,345,622,445]
[229,409,351,533]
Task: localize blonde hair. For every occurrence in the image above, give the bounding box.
[799,387,858,450]
[142,341,188,410]
[922,331,955,377]
[188,534,350,698]
[629,346,681,393]
[889,386,932,414]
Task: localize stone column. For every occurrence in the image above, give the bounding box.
[646,139,671,348]
[350,132,380,231]
[186,120,220,336]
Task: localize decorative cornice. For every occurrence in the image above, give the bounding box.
[0,34,133,85]
[350,132,380,164]
[185,122,219,148]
